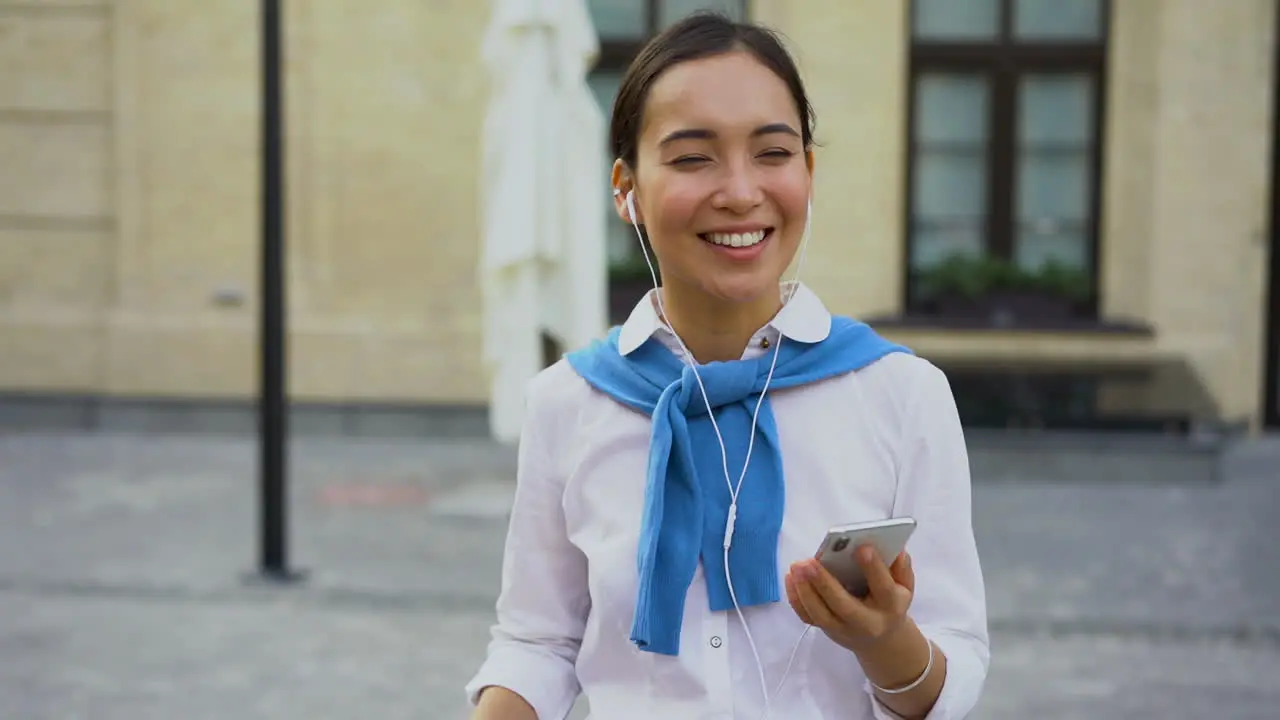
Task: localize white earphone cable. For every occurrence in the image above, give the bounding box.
[623,189,815,719]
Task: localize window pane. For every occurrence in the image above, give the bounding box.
[1015,74,1095,271]
[911,73,991,270]
[588,68,623,120]
[915,74,990,143]
[1014,0,1103,40]
[660,0,745,28]
[588,70,635,265]
[587,0,648,40]
[1015,223,1089,270]
[913,0,1000,41]
[1019,74,1093,144]
[1018,153,1090,221]
[911,220,989,271]
[915,152,988,219]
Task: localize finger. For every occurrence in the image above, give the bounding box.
[890,551,915,594]
[785,569,813,625]
[858,545,900,602]
[803,559,877,627]
[793,568,841,629]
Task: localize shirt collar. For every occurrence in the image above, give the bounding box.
[616,282,832,356]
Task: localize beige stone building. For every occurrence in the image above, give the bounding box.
[2,0,1278,433]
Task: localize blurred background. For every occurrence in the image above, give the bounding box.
[0,0,1278,718]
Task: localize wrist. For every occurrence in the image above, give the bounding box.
[849,618,931,689]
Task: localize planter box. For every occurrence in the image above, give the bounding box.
[933,291,1086,326]
[609,277,653,325]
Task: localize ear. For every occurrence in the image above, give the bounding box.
[805,149,816,177]
[611,159,639,224]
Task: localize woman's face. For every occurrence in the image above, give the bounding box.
[614,51,813,307]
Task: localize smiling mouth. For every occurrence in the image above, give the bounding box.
[697,228,773,248]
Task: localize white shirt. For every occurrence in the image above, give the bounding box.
[465,283,990,720]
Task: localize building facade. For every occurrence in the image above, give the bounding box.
[1,0,1277,432]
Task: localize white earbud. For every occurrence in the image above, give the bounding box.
[613,188,638,225]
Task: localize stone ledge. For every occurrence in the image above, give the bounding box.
[0,392,489,438]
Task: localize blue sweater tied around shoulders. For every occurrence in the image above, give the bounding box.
[565,315,911,656]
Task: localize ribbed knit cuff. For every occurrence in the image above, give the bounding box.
[630,560,694,657]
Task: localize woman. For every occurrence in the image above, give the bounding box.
[467,12,988,720]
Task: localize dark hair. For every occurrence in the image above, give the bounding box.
[609,12,816,171]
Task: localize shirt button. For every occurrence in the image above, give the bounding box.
[760,337,771,349]
[709,636,723,648]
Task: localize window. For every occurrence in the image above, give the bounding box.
[586,1,748,319]
[906,0,1108,321]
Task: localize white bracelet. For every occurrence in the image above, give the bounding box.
[870,638,934,695]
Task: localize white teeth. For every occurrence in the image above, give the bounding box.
[705,230,766,248]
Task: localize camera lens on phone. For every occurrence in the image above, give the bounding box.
[831,537,849,553]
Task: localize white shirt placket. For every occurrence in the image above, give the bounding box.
[702,610,732,717]
[690,561,735,718]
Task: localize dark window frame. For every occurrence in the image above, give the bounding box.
[903,0,1111,318]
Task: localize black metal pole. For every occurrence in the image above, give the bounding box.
[258,0,293,579]
[1263,0,1280,428]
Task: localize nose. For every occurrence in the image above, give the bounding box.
[712,162,763,214]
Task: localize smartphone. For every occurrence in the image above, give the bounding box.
[814,517,917,598]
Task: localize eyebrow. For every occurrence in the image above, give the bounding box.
[658,122,801,146]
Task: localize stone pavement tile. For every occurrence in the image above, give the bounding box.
[3,587,1279,720]
[0,589,485,720]
[971,471,1280,633]
[0,434,516,599]
[2,433,1279,638]
[978,632,1280,720]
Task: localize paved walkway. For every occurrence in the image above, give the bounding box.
[0,432,1278,719]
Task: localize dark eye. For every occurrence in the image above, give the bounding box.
[671,155,710,166]
[760,149,795,160]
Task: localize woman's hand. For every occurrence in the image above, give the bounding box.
[784,546,915,653]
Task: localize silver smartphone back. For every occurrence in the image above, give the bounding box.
[815,517,917,598]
